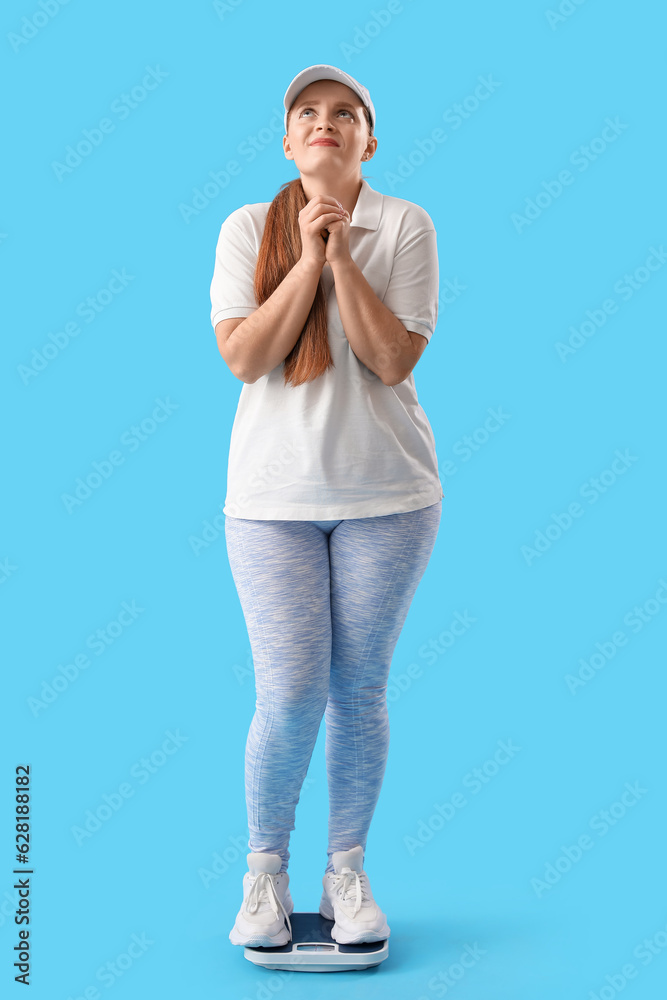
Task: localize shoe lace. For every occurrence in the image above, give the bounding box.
[246,872,292,939]
[335,866,372,917]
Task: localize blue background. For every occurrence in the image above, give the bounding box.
[3,1,666,997]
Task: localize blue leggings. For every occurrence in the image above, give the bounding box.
[224,500,441,874]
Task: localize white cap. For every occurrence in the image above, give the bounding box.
[283,64,375,134]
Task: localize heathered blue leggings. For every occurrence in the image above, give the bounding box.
[224,500,441,875]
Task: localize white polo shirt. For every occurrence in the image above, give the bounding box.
[209,177,444,520]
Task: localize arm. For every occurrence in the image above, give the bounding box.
[327,257,428,385]
[217,256,324,384]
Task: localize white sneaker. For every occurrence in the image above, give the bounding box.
[319,845,390,944]
[229,852,293,947]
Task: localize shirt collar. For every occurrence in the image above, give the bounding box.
[349,178,383,231]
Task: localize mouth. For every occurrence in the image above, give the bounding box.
[310,140,339,147]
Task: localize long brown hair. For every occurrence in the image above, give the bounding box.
[253,177,330,388]
[253,104,373,387]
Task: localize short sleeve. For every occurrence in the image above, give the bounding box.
[210,210,259,329]
[382,227,439,343]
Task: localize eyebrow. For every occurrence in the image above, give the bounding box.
[294,99,360,111]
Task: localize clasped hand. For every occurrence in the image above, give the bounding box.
[299,196,352,268]
[321,205,351,265]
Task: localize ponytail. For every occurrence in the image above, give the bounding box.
[253,177,333,387]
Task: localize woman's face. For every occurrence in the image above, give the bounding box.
[283,79,376,175]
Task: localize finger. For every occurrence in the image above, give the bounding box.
[309,194,344,209]
[308,214,347,234]
[311,198,345,214]
[302,200,343,220]
[316,209,346,221]
[325,217,348,230]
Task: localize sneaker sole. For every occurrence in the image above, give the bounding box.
[319,894,390,943]
[229,897,294,947]
[229,923,291,947]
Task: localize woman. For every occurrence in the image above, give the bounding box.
[210,64,444,949]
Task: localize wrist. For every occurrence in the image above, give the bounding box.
[328,255,356,275]
[297,255,325,278]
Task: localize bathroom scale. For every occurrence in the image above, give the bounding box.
[242,911,389,972]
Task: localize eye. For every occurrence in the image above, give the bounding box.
[300,108,354,118]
